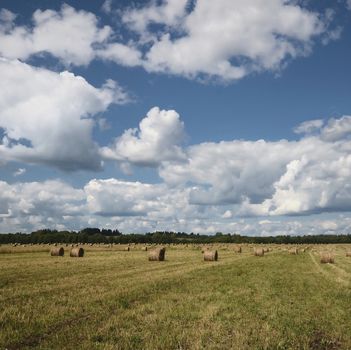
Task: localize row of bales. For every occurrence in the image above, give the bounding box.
[48,244,275,261]
[50,246,84,257]
[4,243,351,265]
[285,245,351,264]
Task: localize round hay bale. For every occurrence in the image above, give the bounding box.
[50,247,64,256]
[346,250,351,257]
[141,246,148,251]
[254,248,264,257]
[70,247,84,257]
[204,250,218,261]
[234,246,242,253]
[148,247,166,261]
[124,246,130,251]
[289,248,298,255]
[320,252,334,264]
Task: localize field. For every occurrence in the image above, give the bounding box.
[1,244,351,349]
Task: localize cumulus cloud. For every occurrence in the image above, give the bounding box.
[96,43,142,67]
[101,106,186,167]
[0,4,112,65]
[2,109,351,233]
[123,0,330,81]
[1,73,350,221]
[13,168,26,177]
[0,179,86,231]
[0,177,351,235]
[0,8,16,31]
[0,4,138,67]
[85,178,164,216]
[123,0,188,35]
[0,2,337,81]
[294,119,324,135]
[0,58,128,171]
[160,139,298,203]
[160,115,351,217]
[101,0,113,14]
[320,116,351,142]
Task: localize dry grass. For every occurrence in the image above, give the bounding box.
[1,244,351,349]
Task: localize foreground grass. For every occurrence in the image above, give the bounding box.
[1,245,351,349]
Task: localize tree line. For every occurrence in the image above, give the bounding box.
[0,228,351,245]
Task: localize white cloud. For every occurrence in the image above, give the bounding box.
[101,106,186,167]
[96,43,142,67]
[0,8,16,31]
[13,168,26,177]
[123,0,188,34]
[320,116,351,142]
[0,179,86,231]
[294,119,324,135]
[0,2,338,81]
[102,0,113,14]
[222,210,233,219]
[1,75,350,220]
[0,177,351,235]
[0,4,112,66]
[0,58,128,171]
[347,0,351,11]
[0,4,142,69]
[160,115,351,217]
[124,0,329,81]
[160,139,297,203]
[85,178,180,217]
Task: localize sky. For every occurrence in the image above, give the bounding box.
[0,0,351,235]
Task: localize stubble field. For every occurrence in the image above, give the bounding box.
[1,244,351,349]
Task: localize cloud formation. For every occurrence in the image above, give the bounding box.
[101,106,186,167]
[0,179,85,231]
[159,115,351,217]
[0,58,128,171]
[1,79,350,222]
[0,4,137,67]
[0,1,338,81]
[123,0,330,81]
[0,177,351,236]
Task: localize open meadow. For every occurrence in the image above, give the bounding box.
[1,244,351,349]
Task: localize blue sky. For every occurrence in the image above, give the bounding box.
[0,0,351,235]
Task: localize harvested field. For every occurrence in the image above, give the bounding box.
[1,244,351,349]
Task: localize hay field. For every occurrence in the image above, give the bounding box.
[1,244,351,349]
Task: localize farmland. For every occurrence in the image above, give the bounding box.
[1,244,351,349]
